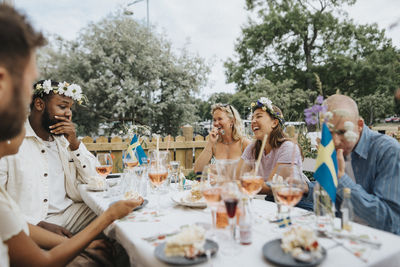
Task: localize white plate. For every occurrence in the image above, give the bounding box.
[171,191,207,208]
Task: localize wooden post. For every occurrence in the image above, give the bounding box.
[194,135,205,163]
[175,136,186,169]
[164,135,175,161]
[182,125,193,170]
[111,136,123,173]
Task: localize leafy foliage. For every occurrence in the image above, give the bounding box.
[38,12,210,136]
[225,0,400,124]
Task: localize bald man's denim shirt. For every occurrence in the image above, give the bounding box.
[306,125,400,235]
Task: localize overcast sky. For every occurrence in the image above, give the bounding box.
[13,0,400,98]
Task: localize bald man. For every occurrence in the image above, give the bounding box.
[310,94,400,235]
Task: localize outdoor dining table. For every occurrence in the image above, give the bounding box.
[78,183,400,267]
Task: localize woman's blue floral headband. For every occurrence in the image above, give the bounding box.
[251,97,285,126]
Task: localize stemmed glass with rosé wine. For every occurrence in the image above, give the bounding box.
[122,150,139,171]
[148,151,169,212]
[272,163,306,223]
[200,164,222,234]
[96,153,113,178]
[96,153,113,198]
[238,160,264,199]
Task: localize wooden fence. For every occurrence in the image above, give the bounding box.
[82,125,207,174]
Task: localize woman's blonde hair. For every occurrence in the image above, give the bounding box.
[211,103,245,142]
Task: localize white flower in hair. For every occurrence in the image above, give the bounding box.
[344,130,358,143]
[58,81,68,95]
[324,111,333,121]
[43,80,52,94]
[343,121,354,131]
[68,84,82,101]
[259,97,273,110]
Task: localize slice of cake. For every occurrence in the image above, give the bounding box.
[164,225,206,258]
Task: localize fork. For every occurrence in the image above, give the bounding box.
[317,230,367,263]
[142,231,179,242]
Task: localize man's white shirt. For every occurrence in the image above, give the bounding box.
[44,140,73,214]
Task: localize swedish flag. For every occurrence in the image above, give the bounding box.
[127,134,147,165]
[314,123,338,203]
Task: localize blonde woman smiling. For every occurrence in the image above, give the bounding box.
[194,104,251,173]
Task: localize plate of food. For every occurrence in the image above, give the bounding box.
[154,225,218,265]
[171,185,207,208]
[262,227,326,267]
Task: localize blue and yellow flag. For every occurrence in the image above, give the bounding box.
[314,123,338,203]
[126,134,147,165]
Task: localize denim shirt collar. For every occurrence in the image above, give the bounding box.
[352,125,370,160]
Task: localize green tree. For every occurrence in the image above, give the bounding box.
[225,0,400,121]
[38,12,209,136]
[355,92,395,125]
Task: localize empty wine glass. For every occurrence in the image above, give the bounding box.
[169,161,181,190]
[215,159,239,183]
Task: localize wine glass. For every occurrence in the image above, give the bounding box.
[169,161,181,190]
[148,151,168,212]
[271,163,306,224]
[221,181,241,254]
[123,150,139,172]
[96,153,113,178]
[96,153,113,198]
[200,164,221,234]
[215,159,239,183]
[238,160,264,200]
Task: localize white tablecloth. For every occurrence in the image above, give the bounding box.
[78,184,400,267]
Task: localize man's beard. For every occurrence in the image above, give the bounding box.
[41,107,63,136]
[0,81,28,142]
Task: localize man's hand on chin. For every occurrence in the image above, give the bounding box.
[49,115,80,150]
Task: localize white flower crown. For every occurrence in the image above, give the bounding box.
[35,79,86,104]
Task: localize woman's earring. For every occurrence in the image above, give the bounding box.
[6,140,11,145]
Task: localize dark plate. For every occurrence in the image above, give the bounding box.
[109,199,148,211]
[262,239,326,267]
[154,239,218,265]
